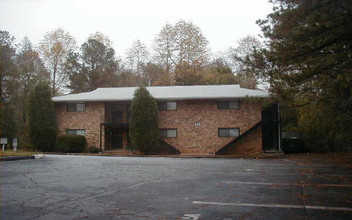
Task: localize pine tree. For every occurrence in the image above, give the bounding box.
[246,0,352,151]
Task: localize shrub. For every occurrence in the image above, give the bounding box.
[29,82,57,151]
[129,87,159,154]
[57,135,86,153]
[88,146,100,153]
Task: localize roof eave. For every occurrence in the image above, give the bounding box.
[52,95,270,102]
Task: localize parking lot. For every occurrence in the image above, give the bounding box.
[1,155,352,219]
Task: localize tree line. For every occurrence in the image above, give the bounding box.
[0,20,258,148]
[242,0,352,151]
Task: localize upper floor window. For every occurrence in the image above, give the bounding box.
[67,103,85,112]
[159,129,177,138]
[217,100,239,109]
[127,104,131,122]
[158,101,177,111]
[111,104,123,123]
[67,129,85,136]
[218,128,240,137]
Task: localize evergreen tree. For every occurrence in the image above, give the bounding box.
[0,103,17,145]
[245,0,352,150]
[29,82,57,151]
[65,38,119,93]
[0,30,17,139]
[129,87,159,154]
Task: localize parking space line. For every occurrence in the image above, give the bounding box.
[193,201,352,212]
[222,181,352,188]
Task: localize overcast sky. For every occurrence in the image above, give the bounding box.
[0,0,273,57]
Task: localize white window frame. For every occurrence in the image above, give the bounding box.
[67,103,86,112]
[66,129,86,136]
[160,129,177,138]
[218,128,240,137]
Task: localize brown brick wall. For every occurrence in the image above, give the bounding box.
[216,124,263,155]
[159,99,262,154]
[55,99,262,154]
[230,125,262,155]
[56,102,105,150]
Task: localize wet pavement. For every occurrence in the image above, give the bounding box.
[1,155,352,219]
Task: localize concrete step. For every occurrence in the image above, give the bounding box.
[103,149,133,156]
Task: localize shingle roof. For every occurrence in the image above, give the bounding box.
[52,85,270,102]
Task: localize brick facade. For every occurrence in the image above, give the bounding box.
[216,124,263,155]
[55,99,263,154]
[56,102,105,150]
[159,99,262,154]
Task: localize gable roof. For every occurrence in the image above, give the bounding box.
[52,85,270,102]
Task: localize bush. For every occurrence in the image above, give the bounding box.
[57,135,86,153]
[129,87,159,154]
[29,82,57,151]
[88,146,100,153]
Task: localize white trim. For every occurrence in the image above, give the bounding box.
[53,85,270,102]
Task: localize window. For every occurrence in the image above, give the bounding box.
[217,100,239,109]
[67,103,85,112]
[67,129,85,136]
[127,104,131,122]
[158,101,177,111]
[111,104,123,123]
[159,129,177,138]
[218,128,240,137]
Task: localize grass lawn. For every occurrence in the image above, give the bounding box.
[0,149,40,157]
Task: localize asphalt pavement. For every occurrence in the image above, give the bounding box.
[1,155,352,219]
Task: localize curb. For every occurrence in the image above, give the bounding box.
[0,155,35,161]
[0,154,45,161]
[43,153,283,159]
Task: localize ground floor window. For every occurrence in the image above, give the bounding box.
[218,128,240,137]
[67,129,85,136]
[160,129,177,138]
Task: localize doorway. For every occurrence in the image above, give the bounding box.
[111,129,123,149]
[262,103,281,152]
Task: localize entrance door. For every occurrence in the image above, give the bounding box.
[262,104,281,152]
[112,129,123,149]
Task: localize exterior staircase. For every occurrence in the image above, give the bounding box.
[216,122,263,155]
[102,149,133,156]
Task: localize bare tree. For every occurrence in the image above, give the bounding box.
[125,40,149,74]
[227,35,262,73]
[38,28,76,95]
[17,37,49,122]
[153,20,209,73]
[226,35,263,89]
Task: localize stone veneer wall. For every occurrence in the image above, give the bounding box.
[158,99,262,154]
[56,102,105,150]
